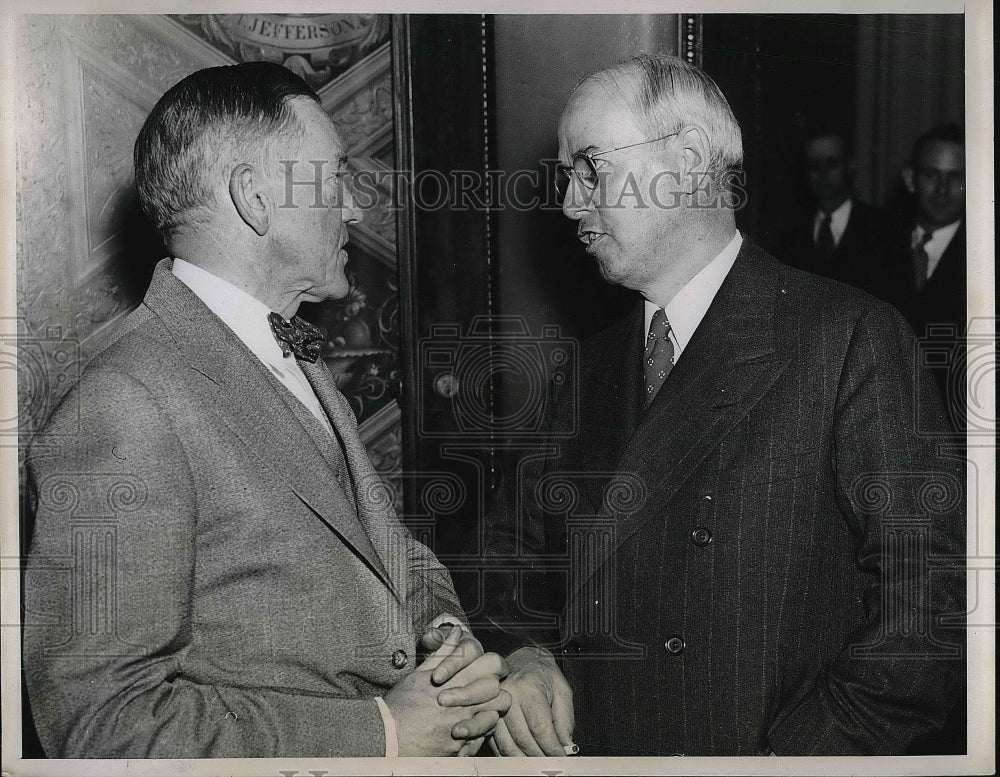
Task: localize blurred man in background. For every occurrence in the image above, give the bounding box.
[777,126,894,299]
[895,122,966,337]
[891,122,967,434]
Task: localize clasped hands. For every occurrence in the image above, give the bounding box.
[384,627,575,757]
[383,623,510,756]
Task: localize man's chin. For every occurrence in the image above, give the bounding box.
[317,263,351,300]
[922,210,964,229]
[324,279,352,301]
[594,255,628,286]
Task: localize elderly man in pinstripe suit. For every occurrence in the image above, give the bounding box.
[481,53,965,757]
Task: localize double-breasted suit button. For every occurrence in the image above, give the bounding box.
[664,636,685,655]
[391,649,408,669]
[690,527,713,546]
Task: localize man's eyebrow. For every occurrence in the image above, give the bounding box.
[573,145,599,157]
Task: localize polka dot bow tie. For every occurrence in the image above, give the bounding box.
[268,312,326,363]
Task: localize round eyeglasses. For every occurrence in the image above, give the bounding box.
[554,130,682,202]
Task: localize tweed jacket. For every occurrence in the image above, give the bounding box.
[482,238,966,756]
[23,260,465,758]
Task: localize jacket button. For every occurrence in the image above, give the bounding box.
[391,649,408,669]
[690,527,713,546]
[664,636,685,655]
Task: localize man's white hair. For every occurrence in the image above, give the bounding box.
[584,53,744,188]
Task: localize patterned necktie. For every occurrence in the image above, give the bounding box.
[912,229,933,291]
[268,312,325,362]
[643,308,675,407]
[816,212,835,258]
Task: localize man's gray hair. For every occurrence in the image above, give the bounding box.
[585,53,744,187]
[134,62,320,244]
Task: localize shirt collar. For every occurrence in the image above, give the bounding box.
[171,258,289,370]
[914,219,962,278]
[814,197,852,242]
[914,218,962,247]
[644,231,743,354]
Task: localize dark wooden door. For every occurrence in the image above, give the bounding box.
[392,15,500,611]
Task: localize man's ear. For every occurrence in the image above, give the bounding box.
[677,124,711,194]
[229,163,271,236]
[901,166,916,195]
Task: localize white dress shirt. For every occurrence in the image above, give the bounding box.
[912,219,962,280]
[812,197,852,247]
[643,231,743,362]
[171,258,333,435]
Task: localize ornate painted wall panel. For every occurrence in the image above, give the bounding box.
[15,14,403,506]
[172,14,390,91]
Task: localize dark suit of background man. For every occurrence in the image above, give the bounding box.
[23,62,512,759]
[479,53,965,757]
[777,127,894,300]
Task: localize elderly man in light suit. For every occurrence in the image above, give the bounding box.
[24,62,508,758]
[482,54,965,757]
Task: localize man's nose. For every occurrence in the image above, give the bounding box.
[561,176,591,220]
[342,183,363,225]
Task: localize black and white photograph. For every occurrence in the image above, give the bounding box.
[0,2,993,775]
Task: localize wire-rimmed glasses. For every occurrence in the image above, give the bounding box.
[554,130,682,202]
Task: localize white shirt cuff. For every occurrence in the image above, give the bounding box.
[430,612,465,631]
[374,696,398,757]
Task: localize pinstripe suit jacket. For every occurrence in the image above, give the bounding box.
[482,238,965,756]
[24,259,465,758]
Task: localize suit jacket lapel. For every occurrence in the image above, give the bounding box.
[572,240,792,598]
[141,260,396,592]
[931,223,966,288]
[298,357,407,602]
[627,243,789,506]
[578,302,643,512]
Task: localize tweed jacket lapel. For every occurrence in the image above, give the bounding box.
[572,239,792,598]
[298,358,407,602]
[141,259,395,592]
